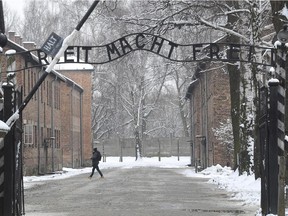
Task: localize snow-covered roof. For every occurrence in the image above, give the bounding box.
[54,56,94,71]
[6,39,87,92]
[64,75,83,92]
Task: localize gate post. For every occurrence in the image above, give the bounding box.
[267,79,280,214]
[274,25,288,215]
[2,83,14,216]
[274,47,286,216]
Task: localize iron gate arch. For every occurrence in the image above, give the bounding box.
[2,31,287,216]
[5,32,277,74]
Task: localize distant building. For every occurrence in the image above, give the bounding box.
[1,32,94,175]
[54,59,94,167]
[186,62,232,169]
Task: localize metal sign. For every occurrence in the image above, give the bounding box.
[36,33,275,66]
[7,33,277,73]
[40,32,63,58]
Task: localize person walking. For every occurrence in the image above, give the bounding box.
[89,148,104,179]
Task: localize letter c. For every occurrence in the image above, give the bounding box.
[136,33,146,49]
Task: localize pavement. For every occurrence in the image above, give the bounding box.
[24,167,258,216]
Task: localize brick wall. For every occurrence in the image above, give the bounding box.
[191,63,233,168]
[208,68,232,166]
[57,69,93,166]
[23,148,63,175]
[60,82,82,168]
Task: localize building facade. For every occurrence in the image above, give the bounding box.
[186,62,232,169]
[54,62,94,167]
[1,32,94,175]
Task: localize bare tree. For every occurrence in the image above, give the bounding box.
[120,0,274,173]
[3,1,22,34]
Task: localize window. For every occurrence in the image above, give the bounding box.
[23,69,26,96]
[24,125,33,145]
[41,84,43,103]
[33,72,37,100]
[34,125,38,148]
[55,129,60,148]
[54,83,60,110]
[47,81,49,105]
[47,128,51,147]
[27,70,30,95]
[47,81,53,106]
[41,127,44,147]
[73,94,80,117]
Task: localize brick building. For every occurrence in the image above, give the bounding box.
[186,62,232,169]
[1,32,94,175]
[54,60,94,167]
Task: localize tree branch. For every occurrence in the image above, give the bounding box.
[197,16,250,43]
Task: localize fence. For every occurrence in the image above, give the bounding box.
[94,137,191,158]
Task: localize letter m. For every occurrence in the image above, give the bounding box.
[106,43,121,61]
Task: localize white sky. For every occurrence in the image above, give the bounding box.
[3,0,26,18]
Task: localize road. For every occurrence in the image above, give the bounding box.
[24,167,258,216]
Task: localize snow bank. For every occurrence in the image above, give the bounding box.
[204,166,260,205]
[181,164,261,206]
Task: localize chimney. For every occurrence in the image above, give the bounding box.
[23,41,37,56]
[8,31,16,42]
[14,35,22,46]
[23,42,36,50]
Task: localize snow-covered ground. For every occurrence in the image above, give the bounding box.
[23,156,272,215]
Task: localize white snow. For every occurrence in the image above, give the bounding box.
[0,120,10,132]
[268,78,280,85]
[54,56,94,71]
[281,5,288,20]
[5,110,19,127]
[274,40,282,48]
[5,49,16,55]
[199,165,260,205]
[269,67,275,73]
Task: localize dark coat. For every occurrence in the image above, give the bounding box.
[91,150,101,166]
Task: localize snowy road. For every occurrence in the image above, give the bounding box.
[24,167,258,216]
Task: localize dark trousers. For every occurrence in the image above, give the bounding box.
[90,163,103,177]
